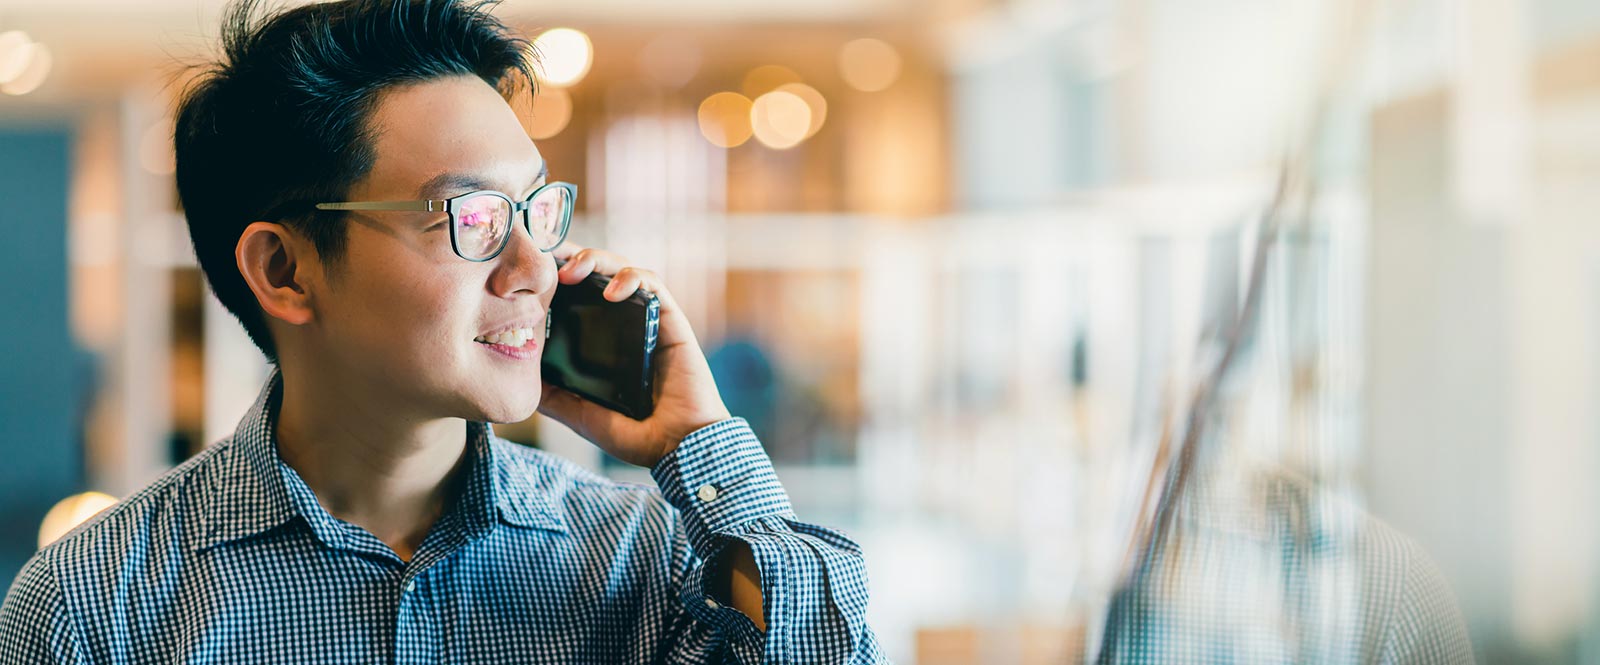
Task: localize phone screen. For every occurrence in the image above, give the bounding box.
[540,268,660,419]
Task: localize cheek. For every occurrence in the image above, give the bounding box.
[336,265,466,351]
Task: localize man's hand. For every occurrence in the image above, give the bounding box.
[536,243,732,468]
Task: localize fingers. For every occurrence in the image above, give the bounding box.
[555,247,597,285]
[555,248,660,303]
[550,246,699,348]
[613,268,699,350]
[551,240,585,263]
[556,246,632,286]
[602,266,658,302]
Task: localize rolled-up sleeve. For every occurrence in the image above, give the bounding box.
[651,418,883,664]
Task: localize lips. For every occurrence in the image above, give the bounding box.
[476,333,539,360]
[473,316,545,345]
[474,327,536,347]
[474,316,543,361]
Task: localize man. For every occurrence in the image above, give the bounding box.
[0,0,882,662]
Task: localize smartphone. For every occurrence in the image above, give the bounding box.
[540,261,660,420]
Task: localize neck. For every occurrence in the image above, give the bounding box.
[273,364,470,562]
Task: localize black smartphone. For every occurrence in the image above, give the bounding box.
[540,261,660,420]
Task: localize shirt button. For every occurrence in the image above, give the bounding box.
[705,598,720,610]
[405,580,416,593]
[696,484,720,502]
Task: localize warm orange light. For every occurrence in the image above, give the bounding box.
[750,90,811,149]
[529,28,592,88]
[1,41,50,96]
[775,82,827,139]
[638,34,700,89]
[740,64,802,98]
[0,31,32,84]
[38,492,118,549]
[838,38,901,92]
[697,92,753,148]
[526,88,573,140]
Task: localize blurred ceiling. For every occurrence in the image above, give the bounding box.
[0,0,960,102]
[0,0,924,30]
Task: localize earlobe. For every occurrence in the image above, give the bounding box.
[237,221,314,327]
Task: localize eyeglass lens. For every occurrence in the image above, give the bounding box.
[453,186,571,259]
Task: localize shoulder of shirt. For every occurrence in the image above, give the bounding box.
[19,438,233,593]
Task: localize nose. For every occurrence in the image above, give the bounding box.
[487,220,558,298]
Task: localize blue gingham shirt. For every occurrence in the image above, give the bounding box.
[0,367,883,663]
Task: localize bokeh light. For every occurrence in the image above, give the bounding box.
[775,82,827,139]
[638,34,701,89]
[838,37,900,92]
[0,41,50,96]
[697,91,753,148]
[526,88,573,140]
[38,491,117,549]
[0,31,33,84]
[529,28,593,88]
[750,90,811,149]
[740,64,802,98]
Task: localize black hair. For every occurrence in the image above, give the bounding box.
[174,0,537,363]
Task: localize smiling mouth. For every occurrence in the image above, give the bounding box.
[476,337,537,350]
[474,328,540,361]
[473,326,538,347]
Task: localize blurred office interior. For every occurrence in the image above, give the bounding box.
[2,0,1599,661]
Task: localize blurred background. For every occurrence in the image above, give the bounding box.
[0,0,1597,662]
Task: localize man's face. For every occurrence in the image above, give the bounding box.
[304,74,556,424]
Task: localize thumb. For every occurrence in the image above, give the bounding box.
[536,382,594,437]
[537,381,630,444]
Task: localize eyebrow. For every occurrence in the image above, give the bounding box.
[416,161,548,199]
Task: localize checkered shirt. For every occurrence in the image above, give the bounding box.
[0,367,883,663]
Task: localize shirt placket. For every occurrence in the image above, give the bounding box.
[393,568,436,665]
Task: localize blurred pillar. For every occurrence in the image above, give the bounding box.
[100,88,177,494]
[1365,88,1514,654]
[1451,0,1530,226]
[0,125,79,583]
[1511,33,1600,652]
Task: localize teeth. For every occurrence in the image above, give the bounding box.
[475,327,535,346]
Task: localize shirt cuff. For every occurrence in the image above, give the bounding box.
[650,418,795,555]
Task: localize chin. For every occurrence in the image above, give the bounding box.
[478,387,542,424]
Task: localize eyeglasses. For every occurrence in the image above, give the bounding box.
[314,181,576,262]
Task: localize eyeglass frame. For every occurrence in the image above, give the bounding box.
[313,181,577,262]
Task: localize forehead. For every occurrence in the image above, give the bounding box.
[360,75,542,197]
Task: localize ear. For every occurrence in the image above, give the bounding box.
[236,221,315,327]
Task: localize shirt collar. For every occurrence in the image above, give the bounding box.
[193,365,565,552]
